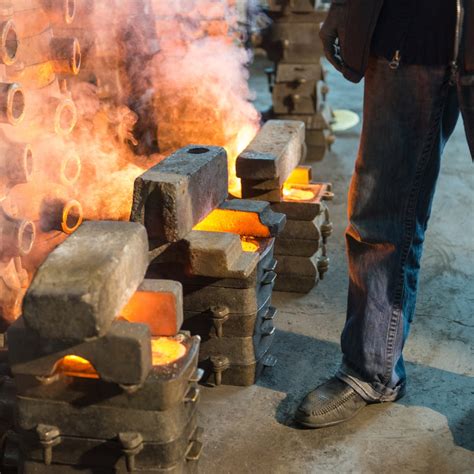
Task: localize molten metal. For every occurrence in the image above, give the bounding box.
[282,185,316,202]
[57,355,99,379]
[194,209,271,238]
[120,290,180,337]
[241,236,260,253]
[151,337,187,366]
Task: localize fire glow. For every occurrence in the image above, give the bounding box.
[57,355,99,380]
[152,337,187,367]
[0,0,259,324]
[56,337,188,380]
[282,185,316,202]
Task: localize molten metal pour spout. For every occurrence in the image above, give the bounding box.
[0,82,25,126]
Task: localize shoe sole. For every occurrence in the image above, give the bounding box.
[295,404,366,429]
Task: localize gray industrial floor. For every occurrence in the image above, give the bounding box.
[198,56,474,474]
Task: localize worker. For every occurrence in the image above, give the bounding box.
[295,0,473,428]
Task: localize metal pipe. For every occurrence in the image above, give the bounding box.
[0,19,18,66]
[50,37,81,75]
[0,143,33,187]
[6,184,82,234]
[40,198,83,234]
[0,208,36,258]
[42,0,77,25]
[38,149,81,187]
[45,96,77,136]
[0,83,25,125]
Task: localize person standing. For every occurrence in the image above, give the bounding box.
[295,0,474,428]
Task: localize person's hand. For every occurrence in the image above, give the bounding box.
[319,1,347,73]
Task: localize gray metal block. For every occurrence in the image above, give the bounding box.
[239,186,282,203]
[21,415,200,470]
[271,184,331,221]
[274,42,324,64]
[131,145,228,244]
[184,231,259,280]
[218,199,286,237]
[22,221,149,341]
[274,274,318,293]
[306,128,334,147]
[201,332,276,387]
[274,249,330,293]
[278,215,325,241]
[199,330,276,368]
[307,144,329,162]
[182,275,275,315]
[16,389,199,442]
[275,62,326,82]
[271,20,320,43]
[236,120,305,184]
[8,318,152,386]
[276,253,320,278]
[274,104,334,131]
[275,237,320,257]
[272,81,327,115]
[147,238,277,290]
[183,295,275,339]
[13,335,201,413]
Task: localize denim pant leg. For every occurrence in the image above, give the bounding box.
[337,57,460,402]
[458,75,474,159]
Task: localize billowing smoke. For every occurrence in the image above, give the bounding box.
[0,0,260,323]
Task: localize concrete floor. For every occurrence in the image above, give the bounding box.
[198,57,474,474]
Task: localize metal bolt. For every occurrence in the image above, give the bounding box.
[118,432,144,472]
[210,306,230,338]
[210,355,230,386]
[36,425,61,466]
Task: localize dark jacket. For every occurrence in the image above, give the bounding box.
[323,0,474,83]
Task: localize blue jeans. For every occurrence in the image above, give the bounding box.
[337,56,473,402]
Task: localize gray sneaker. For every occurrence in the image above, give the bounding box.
[295,377,367,428]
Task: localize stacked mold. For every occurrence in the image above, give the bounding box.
[0,0,83,325]
[3,221,203,473]
[237,120,334,294]
[131,145,286,386]
[261,0,335,161]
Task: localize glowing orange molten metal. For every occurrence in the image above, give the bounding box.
[120,290,180,337]
[194,209,270,238]
[240,237,260,253]
[226,124,258,196]
[282,185,316,202]
[152,337,187,366]
[57,355,99,380]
